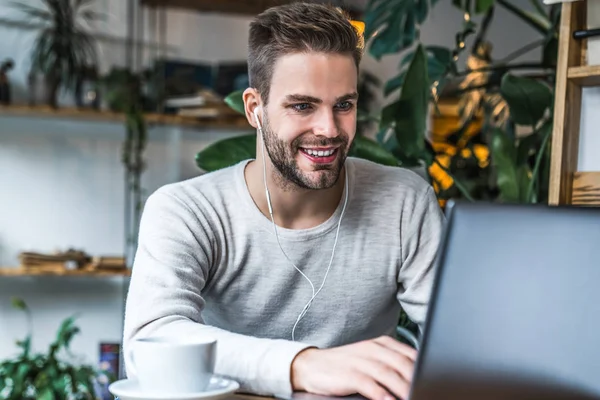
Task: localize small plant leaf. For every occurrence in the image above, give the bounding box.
[365,0,441,60]
[16,336,32,357]
[38,387,55,400]
[491,128,531,202]
[11,297,27,311]
[501,74,553,126]
[195,134,256,172]
[52,316,80,354]
[349,135,399,166]
[224,90,246,115]
[74,366,97,396]
[381,44,428,159]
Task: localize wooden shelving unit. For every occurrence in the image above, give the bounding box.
[549,0,600,206]
[0,104,251,130]
[567,64,600,86]
[0,267,131,277]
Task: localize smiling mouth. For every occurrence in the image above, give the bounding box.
[299,147,339,164]
[300,148,336,157]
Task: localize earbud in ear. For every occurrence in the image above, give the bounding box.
[253,108,262,131]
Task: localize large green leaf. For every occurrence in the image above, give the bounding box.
[381,44,428,159]
[364,0,441,60]
[500,74,553,126]
[349,135,399,166]
[385,45,452,96]
[491,128,530,202]
[224,90,245,115]
[196,134,257,172]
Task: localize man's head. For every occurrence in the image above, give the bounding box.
[244,2,363,190]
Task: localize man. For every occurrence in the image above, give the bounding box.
[123,3,445,400]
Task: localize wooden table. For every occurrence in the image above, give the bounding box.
[232,394,272,400]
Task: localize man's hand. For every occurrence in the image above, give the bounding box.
[291,335,417,400]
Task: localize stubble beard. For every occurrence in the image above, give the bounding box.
[260,113,351,191]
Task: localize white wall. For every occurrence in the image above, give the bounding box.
[578,87,600,172]
[1,0,598,375]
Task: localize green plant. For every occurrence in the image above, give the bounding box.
[0,298,100,400]
[364,0,559,205]
[11,0,102,108]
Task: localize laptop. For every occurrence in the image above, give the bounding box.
[410,200,600,400]
[288,201,600,400]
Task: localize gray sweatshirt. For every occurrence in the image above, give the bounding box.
[123,157,445,397]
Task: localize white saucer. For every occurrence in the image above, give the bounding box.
[108,375,240,400]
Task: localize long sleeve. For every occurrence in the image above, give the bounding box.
[397,186,446,328]
[122,190,313,397]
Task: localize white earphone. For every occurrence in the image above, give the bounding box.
[253,108,349,341]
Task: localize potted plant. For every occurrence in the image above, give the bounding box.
[12,0,101,108]
[0,298,103,399]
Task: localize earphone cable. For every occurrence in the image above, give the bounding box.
[257,116,349,341]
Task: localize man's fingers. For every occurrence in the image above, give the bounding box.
[374,335,418,361]
[367,341,415,384]
[354,372,396,400]
[360,359,411,400]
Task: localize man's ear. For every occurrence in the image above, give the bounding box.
[243,88,261,129]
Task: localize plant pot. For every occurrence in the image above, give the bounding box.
[27,71,61,108]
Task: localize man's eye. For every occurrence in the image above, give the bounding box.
[336,101,353,111]
[291,103,312,112]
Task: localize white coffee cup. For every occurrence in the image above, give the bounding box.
[126,336,217,395]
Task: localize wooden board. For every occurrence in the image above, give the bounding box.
[572,172,600,206]
[0,267,131,277]
[548,1,586,205]
[0,105,250,130]
[568,65,600,87]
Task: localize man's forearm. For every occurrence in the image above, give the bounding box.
[125,316,314,397]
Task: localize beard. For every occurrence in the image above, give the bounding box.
[260,112,351,190]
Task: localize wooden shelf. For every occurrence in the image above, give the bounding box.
[0,105,251,130]
[572,171,600,206]
[0,267,132,277]
[568,65,600,87]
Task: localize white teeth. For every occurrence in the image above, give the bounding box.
[304,148,334,157]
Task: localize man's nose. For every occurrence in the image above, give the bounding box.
[313,109,339,138]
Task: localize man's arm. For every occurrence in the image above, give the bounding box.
[397,185,446,328]
[123,190,313,397]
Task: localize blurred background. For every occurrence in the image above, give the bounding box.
[0,0,599,398]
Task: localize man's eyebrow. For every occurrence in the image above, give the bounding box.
[283,92,359,104]
[337,92,358,102]
[284,94,322,104]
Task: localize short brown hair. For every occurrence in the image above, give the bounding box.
[248,2,363,104]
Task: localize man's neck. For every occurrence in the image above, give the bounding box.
[244,159,346,230]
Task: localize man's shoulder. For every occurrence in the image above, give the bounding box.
[150,161,247,207]
[349,156,432,195]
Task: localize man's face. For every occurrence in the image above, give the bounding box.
[260,52,358,190]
